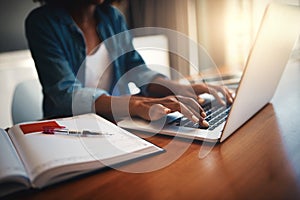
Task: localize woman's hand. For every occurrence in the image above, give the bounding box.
[130,95,209,127]
[95,78,234,127]
[95,94,209,127]
[191,83,234,105]
[148,77,234,106]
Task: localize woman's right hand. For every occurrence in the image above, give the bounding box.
[95,95,209,127]
[130,95,209,127]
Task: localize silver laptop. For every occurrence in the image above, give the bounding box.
[118,3,300,143]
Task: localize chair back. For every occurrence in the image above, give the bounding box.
[11,79,43,124]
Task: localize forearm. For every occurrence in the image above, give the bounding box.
[146,77,181,97]
[146,77,212,103]
[94,95,147,121]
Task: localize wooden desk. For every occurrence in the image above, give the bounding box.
[5,62,300,200]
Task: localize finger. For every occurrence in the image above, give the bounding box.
[217,86,234,104]
[178,101,200,123]
[208,88,226,106]
[214,86,231,104]
[223,87,234,104]
[176,96,206,118]
[197,97,206,105]
[208,84,234,105]
[142,96,207,125]
[186,104,207,122]
[137,103,170,121]
[148,104,171,121]
[183,103,209,128]
[177,102,209,127]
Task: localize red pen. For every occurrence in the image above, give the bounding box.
[42,126,112,136]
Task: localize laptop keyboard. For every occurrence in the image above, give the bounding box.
[169,103,231,131]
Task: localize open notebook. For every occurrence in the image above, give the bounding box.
[118,3,300,143]
[0,113,163,197]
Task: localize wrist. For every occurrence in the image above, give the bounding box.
[95,95,112,119]
[95,95,145,120]
[128,96,143,117]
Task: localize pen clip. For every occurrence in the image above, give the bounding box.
[42,126,66,134]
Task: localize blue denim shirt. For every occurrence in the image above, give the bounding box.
[25,4,161,119]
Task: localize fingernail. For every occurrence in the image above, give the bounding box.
[198,98,205,104]
[192,115,199,123]
[202,120,209,128]
[164,108,171,114]
[201,111,206,118]
[229,98,233,103]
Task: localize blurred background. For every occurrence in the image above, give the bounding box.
[0,0,300,128]
[1,0,299,74]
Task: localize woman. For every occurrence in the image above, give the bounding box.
[26,0,233,127]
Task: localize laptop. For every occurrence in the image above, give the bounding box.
[118,3,300,143]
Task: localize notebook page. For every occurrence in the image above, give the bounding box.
[8,114,162,187]
[0,128,29,197]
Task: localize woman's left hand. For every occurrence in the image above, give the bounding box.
[148,77,234,108]
[190,83,234,105]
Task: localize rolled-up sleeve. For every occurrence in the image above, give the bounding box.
[71,88,108,115]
